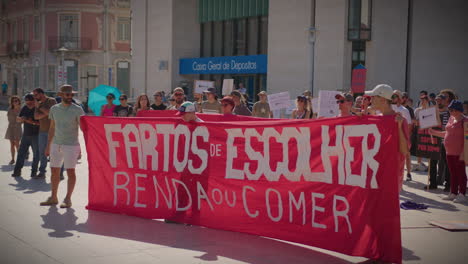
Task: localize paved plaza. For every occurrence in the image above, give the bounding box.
[0,109,467,264]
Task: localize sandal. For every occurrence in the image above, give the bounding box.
[60,199,72,208]
[40,197,58,206]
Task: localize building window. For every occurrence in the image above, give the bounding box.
[34,0,40,9]
[48,65,55,91]
[23,17,29,41]
[86,65,97,91]
[117,0,130,8]
[259,16,268,54]
[60,14,79,49]
[200,16,268,58]
[351,40,366,69]
[247,17,258,55]
[12,21,17,43]
[213,21,223,57]
[201,22,212,57]
[117,61,130,96]
[33,16,40,40]
[117,17,131,41]
[34,66,40,88]
[348,0,372,40]
[1,23,6,44]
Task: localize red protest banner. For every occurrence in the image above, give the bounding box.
[81,115,402,264]
[137,110,280,122]
[351,64,367,94]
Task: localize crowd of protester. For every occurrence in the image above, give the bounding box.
[4,83,468,205]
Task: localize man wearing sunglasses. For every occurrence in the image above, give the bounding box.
[168,87,186,110]
[40,85,84,208]
[113,94,134,117]
[335,92,354,117]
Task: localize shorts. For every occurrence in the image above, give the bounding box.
[50,143,81,169]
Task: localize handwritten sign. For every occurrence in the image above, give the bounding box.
[194,80,215,95]
[318,90,340,117]
[222,79,234,96]
[418,107,440,129]
[267,92,291,111]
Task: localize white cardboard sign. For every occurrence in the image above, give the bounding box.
[194,80,215,95]
[418,107,440,129]
[268,92,291,111]
[222,79,234,96]
[318,90,340,117]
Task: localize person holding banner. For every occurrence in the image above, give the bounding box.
[113,94,133,117]
[335,93,354,117]
[220,96,235,115]
[231,90,251,116]
[176,102,204,122]
[151,91,167,110]
[201,88,222,114]
[429,100,467,203]
[134,94,151,115]
[168,87,186,110]
[252,91,272,118]
[366,84,409,190]
[291,95,311,119]
[100,93,116,117]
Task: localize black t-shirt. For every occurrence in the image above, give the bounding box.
[151,103,167,110]
[113,105,133,117]
[405,105,415,120]
[19,106,39,136]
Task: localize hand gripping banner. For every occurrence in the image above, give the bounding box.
[81,115,402,263]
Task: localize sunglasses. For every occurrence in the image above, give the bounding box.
[63,93,74,97]
[154,94,162,97]
[336,100,345,104]
[106,96,114,99]
[13,100,20,102]
[174,93,183,96]
[119,98,126,101]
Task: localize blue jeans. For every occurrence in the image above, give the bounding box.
[14,135,39,175]
[38,132,48,174]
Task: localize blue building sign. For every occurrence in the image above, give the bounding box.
[179,55,267,75]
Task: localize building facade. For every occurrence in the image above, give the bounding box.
[0,0,131,100]
[131,0,468,101]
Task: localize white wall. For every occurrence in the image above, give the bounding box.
[408,0,468,100]
[267,0,313,97]
[366,0,408,92]
[313,0,348,94]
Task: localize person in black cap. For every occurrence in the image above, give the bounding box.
[201,87,222,114]
[151,91,167,110]
[11,94,40,178]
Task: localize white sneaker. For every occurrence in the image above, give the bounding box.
[442,193,457,201]
[453,194,468,204]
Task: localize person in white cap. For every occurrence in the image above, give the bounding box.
[365,84,410,190]
[176,102,204,122]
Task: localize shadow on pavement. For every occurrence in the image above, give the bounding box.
[402,246,421,261]
[1,164,14,172]
[9,176,51,193]
[400,183,458,212]
[40,209,353,264]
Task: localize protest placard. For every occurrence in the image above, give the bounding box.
[418,107,440,129]
[415,127,441,160]
[194,80,215,95]
[284,99,297,115]
[311,97,319,114]
[318,90,340,117]
[222,79,234,95]
[267,92,291,111]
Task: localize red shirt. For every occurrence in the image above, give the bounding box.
[444,116,465,155]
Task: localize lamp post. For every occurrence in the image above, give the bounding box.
[57,46,68,87]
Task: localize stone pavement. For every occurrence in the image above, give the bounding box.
[0,110,467,264]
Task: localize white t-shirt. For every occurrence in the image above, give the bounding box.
[392,104,412,125]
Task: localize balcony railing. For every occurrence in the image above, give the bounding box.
[7,40,29,56]
[48,36,92,51]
